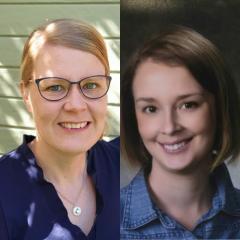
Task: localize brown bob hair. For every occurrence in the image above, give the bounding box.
[121,25,240,173]
[21,18,110,85]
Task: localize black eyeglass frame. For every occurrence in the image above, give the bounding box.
[34,75,112,101]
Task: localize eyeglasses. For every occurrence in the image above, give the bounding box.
[32,75,111,101]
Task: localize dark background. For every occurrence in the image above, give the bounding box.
[120,0,240,187]
[121,0,240,82]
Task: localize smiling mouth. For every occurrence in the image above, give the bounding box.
[59,122,89,129]
[161,138,192,153]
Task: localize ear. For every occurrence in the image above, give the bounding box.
[20,81,33,113]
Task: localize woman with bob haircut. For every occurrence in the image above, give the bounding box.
[121,25,240,239]
[0,19,119,239]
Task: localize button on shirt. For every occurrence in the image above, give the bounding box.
[121,164,240,239]
[0,135,119,240]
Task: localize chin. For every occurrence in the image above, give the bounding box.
[58,145,88,155]
[55,140,93,155]
[158,155,207,175]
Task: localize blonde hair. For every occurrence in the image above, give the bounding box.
[21,18,109,84]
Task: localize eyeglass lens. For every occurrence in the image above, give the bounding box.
[38,76,110,100]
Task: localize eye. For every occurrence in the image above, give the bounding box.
[180,101,199,110]
[83,82,98,90]
[46,85,64,92]
[143,106,157,113]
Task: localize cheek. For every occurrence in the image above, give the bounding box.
[91,99,108,121]
[136,111,157,140]
[184,107,216,138]
[29,92,57,124]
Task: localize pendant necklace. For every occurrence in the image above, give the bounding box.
[56,187,85,216]
[48,162,87,217]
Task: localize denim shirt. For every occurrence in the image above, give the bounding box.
[120,164,240,239]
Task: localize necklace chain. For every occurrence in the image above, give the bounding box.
[45,160,87,217]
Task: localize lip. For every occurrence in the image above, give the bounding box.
[159,137,193,154]
[58,121,91,131]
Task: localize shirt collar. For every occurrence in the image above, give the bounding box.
[19,135,104,215]
[122,163,240,230]
[210,163,240,216]
[16,134,43,182]
[19,134,98,183]
[122,170,176,230]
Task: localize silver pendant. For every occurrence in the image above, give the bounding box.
[73,206,81,216]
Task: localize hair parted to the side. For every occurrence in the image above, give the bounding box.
[121,25,240,173]
[21,18,110,85]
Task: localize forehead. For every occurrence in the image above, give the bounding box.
[132,59,204,99]
[33,44,104,78]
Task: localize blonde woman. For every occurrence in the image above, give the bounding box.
[0,19,119,240]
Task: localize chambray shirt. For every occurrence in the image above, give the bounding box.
[0,135,119,240]
[121,164,240,239]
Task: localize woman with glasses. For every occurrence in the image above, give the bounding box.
[0,19,119,240]
[121,26,240,239]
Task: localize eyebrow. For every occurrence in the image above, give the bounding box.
[135,93,205,103]
[176,92,205,100]
[135,97,156,103]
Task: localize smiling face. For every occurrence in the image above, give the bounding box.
[22,44,107,155]
[133,59,216,173]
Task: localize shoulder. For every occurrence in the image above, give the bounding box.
[94,137,119,155]
[120,169,143,200]
[0,135,34,171]
[121,183,129,201]
[120,184,130,215]
[121,179,132,202]
[0,150,33,194]
[0,136,36,195]
[120,184,129,227]
[120,169,150,219]
[234,187,240,198]
[212,163,240,215]
[0,146,35,235]
[89,137,119,169]
[120,173,138,223]
[230,184,240,205]
[0,147,25,179]
[108,137,120,148]
[88,137,120,180]
[0,201,8,239]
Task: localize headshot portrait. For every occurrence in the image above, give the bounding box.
[121,0,240,239]
[0,1,120,240]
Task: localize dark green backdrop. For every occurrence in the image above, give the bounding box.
[120,0,240,187]
[121,0,240,82]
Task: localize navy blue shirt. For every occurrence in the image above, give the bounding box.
[121,164,240,239]
[0,135,119,240]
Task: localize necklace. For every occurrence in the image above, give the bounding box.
[46,162,87,217]
[56,189,84,216]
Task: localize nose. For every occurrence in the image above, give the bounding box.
[63,84,87,111]
[160,109,181,135]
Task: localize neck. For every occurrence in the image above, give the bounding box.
[148,160,212,229]
[29,137,87,185]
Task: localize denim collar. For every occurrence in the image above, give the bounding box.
[210,164,240,216]
[121,170,176,230]
[122,163,240,230]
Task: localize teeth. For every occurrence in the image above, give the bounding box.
[61,122,88,129]
[163,141,186,152]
